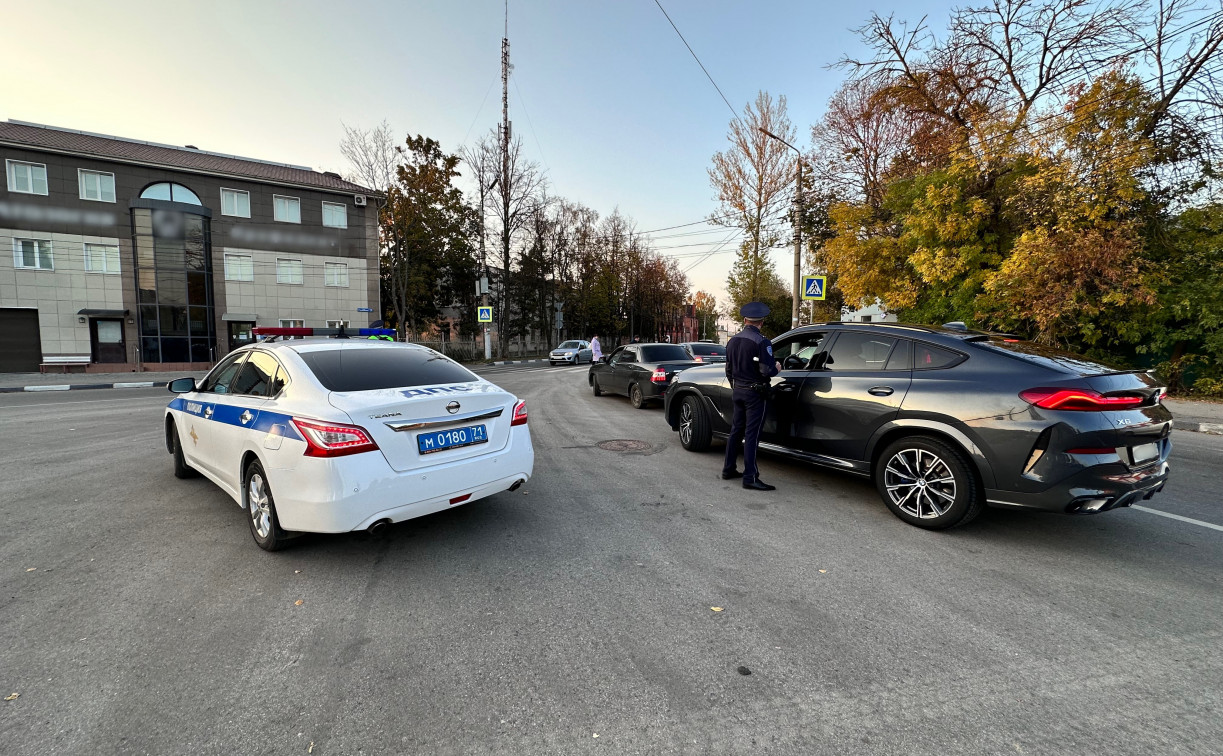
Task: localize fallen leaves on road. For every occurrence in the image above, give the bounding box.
[294,600,304,606]
[25,568,35,572]
[307,742,314,753]
[592,733,599,738]
[710,607,724,612]
[737,666,752,676]
[294,570,302,574]
[4,693,18,701]
[819,570,827,574]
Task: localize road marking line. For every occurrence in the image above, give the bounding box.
[24,385,71,391]
[1133,505,1223,532]
[113,382,156,388]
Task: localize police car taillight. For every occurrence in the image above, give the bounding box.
[651,368,668,383]
[510,400,528,426]
[291,418,379,457]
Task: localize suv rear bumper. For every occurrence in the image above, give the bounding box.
[986,461,1170,514]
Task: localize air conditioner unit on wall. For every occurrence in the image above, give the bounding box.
[353,194,367,207]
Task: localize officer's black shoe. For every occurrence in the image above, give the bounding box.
[742,479,776,491]
[721,470,744,480]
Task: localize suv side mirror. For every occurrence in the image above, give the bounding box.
[168,377,197,393]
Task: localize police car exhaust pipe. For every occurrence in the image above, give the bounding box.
[367,519,392,536]
[509,479,524,492]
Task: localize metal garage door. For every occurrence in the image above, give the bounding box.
[0,308,42,372]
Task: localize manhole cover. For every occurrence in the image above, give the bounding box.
[597,439,652,452]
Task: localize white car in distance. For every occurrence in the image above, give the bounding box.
[164,335,534,550]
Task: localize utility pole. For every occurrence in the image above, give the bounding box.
[759,128,803,329]
[792,157,802,329]
[497,0,512,359]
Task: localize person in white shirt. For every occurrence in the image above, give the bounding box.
[590,334,602,361]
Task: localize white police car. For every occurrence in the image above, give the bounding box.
[164,329,534,550]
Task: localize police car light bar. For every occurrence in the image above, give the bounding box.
[251,326,396,341]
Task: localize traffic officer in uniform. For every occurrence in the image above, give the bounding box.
[722,302,782,490]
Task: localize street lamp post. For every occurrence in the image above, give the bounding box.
[759,128,804,330]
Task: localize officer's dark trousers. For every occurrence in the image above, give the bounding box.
[723,388,766,482]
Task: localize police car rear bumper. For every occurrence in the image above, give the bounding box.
[267,427,534,533]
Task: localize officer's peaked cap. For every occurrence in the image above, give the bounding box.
[739,302,771,319]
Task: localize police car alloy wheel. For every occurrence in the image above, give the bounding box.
[875,436,983,529]
[245,459,287,551]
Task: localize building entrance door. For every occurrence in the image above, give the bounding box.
[228,321,255,351]
[90,318,126,363]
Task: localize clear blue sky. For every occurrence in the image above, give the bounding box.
[1,0,958,301]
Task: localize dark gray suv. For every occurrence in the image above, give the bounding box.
[663,323,1172,529]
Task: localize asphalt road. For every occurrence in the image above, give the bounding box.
[1,363,1220,755]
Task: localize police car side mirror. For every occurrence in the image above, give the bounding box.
[168,377,196,393]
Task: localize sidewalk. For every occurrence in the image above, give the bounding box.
[0,370,206,393]
[1165,398,1223,435]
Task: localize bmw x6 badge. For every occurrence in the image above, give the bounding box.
[446,401,461,414]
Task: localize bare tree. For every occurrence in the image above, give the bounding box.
[811,79,919,207]
[708,91,795,301]
[842,2,1144,158]
[339,120,403,191]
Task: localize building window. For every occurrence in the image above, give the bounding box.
[276,258,303,285]
[14,238,53,270]
[84,243,121,274]
[324,261,349,287]
[6,160,48,195]
[78,169,116,202]
[326,320,350,328]
[220,188,251,218]
[273,195,300,224]
[224,253,254,281]
[131,207,214,364]
[139,182,202,205]
[322,201,347,229]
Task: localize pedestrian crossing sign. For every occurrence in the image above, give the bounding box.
[478,306,493,323]
[802,275,827,301]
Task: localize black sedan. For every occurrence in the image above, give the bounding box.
[589,343,702,409]
[664,322,1172,529]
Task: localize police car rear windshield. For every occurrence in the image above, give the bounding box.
[299,348,478,392]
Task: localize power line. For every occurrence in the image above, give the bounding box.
[652,0,739,121]
[460,76,500,148]
[510,73,550,173]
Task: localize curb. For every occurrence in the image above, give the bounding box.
[1173,419,1223,435]
[484,359,550,366]
[0,381,167,394]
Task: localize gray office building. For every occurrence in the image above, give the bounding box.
[0,120,379,373]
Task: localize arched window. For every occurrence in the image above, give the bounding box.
[139,182,202,205]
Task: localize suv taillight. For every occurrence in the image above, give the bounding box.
[1019,388,1145,411]
[291,418,380,457]
[511,400,528,426]
[652,368,668,383]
